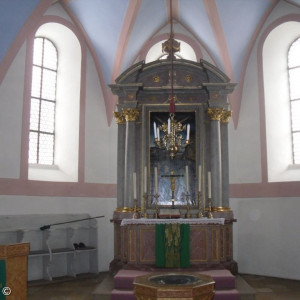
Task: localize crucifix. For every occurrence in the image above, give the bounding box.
[161,170,183,208]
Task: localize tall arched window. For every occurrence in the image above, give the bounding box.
[29,37,58,165]
[288,38,300,164]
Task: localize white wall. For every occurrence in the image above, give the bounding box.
[228,1,300,280]
[231,197,300,280]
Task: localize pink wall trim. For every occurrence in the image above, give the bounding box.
[166,0,179,20]
[0,0,50,86]
[9,14,115,199]
[0,179,117,198]
[110,0,142,90]
[59,1,114,126]
[229,14,300,198]
[230,0,279,129]
[203,0,234,82]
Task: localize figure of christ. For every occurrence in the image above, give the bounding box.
[161,170,183,208]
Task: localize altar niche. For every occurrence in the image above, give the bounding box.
[150,111,196,207]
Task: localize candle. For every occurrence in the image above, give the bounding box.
[153,122,157,138]
[187,124,190,141]
[144,166,147,193]
[154,167,158,194]
[168,118,170,134]
[208,171,211,198]
[198,165,202,192]
[157,127,160,141]
[185,165,189,193]
[133,172,137,199]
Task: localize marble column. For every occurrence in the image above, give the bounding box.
[123,108,139,210]
[207,107,223,209]
[114,111,126,210]
[221,110,232,209]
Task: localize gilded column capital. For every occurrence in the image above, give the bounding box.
[221,110,232,123]
[122,108,140,122]
[114,111,125,124]
[207,107,224,121]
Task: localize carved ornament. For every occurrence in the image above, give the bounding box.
[122,108,140,122]
[113,111,125,124]
[221,110,232,123]
[207,107,224,121]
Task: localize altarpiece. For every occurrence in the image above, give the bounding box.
[109,51,237,273]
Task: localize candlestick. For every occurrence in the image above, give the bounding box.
[186,123,190,141]
[133,172,137,199]
[198,165,202,192]
[154,167,158,194]
[208,171,211,199]
[153,122,157,138]
[144,166,147,193]
[185,165,189,193]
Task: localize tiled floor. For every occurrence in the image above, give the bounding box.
[27,272,300,300]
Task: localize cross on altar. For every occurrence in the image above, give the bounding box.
[161,170,183,208]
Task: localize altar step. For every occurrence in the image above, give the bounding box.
[110,269,241,300]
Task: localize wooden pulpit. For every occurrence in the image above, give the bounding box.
[0,243,30,299]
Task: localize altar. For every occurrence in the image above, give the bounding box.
[109,32,237,274]
[117,218,234,270]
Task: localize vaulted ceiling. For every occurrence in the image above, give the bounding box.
[1,0,300,125]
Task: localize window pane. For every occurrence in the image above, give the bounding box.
[40,101,55,133]
[30,98,40,131]
[43,39,57,70]
[31,66,42,98]
[288,38,300,68]
[29,132,38,164]
[291,100,300,132]
[41,69,56,100]
[39,133,54,165]
[289,67,300,100]
[33,38,43,66]
[292,132,300,164]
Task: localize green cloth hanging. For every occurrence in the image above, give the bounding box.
[0,260,6,300]
[155,224,166,267]
[155,223,190,268]
[180,224,190,268]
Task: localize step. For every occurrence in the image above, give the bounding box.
[111,288,240,300]
[114,269,236,290]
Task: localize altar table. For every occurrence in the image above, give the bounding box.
[118,218,233,268]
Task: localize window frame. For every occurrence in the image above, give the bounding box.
[29,37,58,165]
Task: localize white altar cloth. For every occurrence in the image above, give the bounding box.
[120,218,225,226]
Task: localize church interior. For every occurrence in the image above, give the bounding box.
[1,0,300,299]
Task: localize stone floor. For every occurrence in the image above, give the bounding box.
[27,272,300,300]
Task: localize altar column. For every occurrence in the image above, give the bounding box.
[207,107,223,209]
[114,111,126,210]
[221,110,232,209]
[123,108,139,210]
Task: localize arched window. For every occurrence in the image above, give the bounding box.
[28,22,81,182]
[263,21,300,182]
[288,38,300,164]
[29,37,58,165]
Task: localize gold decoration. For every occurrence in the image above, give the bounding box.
[221,110,232,123]
[122,108,140,122]
[113,111,125,124]
[212,206,232,212]
[207,107,224,121]
[153,75,160,83]
[128,94,134,99]
[185,74,192,82]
